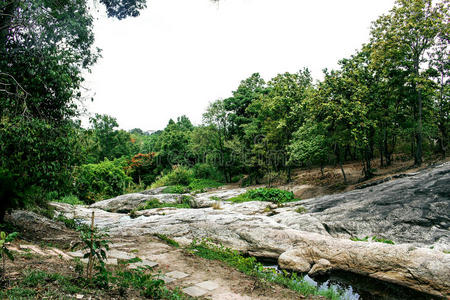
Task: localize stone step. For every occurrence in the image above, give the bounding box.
[182,286,208,297]
[127,259,158,269]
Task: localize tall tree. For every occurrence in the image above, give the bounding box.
[370,0,449,165]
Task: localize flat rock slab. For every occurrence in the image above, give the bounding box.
[182,286,208,297]
[19,245,47,256]
[195,280,219,291]
[80,258,118,265]
[127,260,158,269]
[48,248,72,260]
[211,293,253,300]
[69,250,84,258]
[157,275,175,284]
[108,249,135,260]
[166,270,189,279]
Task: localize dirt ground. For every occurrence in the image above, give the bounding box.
[1,233,324,300]
[283,156,450,200]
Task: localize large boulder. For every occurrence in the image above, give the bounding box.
[296,162,450,247]
[278,233,450,298]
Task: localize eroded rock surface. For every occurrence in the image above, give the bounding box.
[298,162,450,247]
[9,162,450,297]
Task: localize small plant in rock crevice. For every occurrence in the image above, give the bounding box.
[350,236,395,244]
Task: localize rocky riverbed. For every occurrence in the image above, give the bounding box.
[8,162,450,298]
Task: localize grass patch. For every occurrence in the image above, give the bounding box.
[229,188,299,204]
[55,195,84,205]
[350,236,395,244]
[162,185,190,194]
[129,196,195,217]
[188,179,223,191]
[155,234,180,248]
[188,239,342,299]
[1,267,190,300]
[162,179,224,194]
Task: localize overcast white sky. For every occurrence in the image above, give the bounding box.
[83,0,395,131]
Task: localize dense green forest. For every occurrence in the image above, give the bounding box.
[0,0,448,221]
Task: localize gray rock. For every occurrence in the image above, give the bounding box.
[299,162,450,246]
[89,193,154,213]
[182,286,208,297]
[278,233,450,298]
[11,163,450,297]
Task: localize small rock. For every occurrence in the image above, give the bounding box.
[166,271,189,279]
[182,286,208,297]
[195,280,219,291]
[127,260,158,269]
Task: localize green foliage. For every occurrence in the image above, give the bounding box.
[56,195,84,206]
[87,114,139,163]
[72,159,133,203]
[127,153,158,186]
[155,234,180,248]
[132,197,192,213]
[188,179,223,191]
[295,206,307,214]
[192,163,223,181]
[229,188,298,204]
[162,185,190,194]
[0,231,18,278]
[0,168,22,223]
[350,236,395,244]
[72,222,110,282]
[152,166,194,188]
[188,239,342,299]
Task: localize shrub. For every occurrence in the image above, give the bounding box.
[151,166,194,188]
[56,195,84,205]
[192,163,223,181]
[72,159,133,203]
[188,179,223,191]
[231,174,244,183]
[0,168,22,223]
[1,231,19,278]
[131,197,193,213]
[230,188,298,204]
[162,185,189,194]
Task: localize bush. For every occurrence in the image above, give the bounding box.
[151,166,194,188]
[56,195,84,205]
[188,179,223,191]
[192,163,223,181]
[230,188,298,204]
[231,174,244,183]
[0,168,22,223]
[162,185,189,194]
[72,159,133,203]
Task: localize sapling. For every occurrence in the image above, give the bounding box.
[0,231,18,279]
[72,212,110,281]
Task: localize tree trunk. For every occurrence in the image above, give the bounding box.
[339,161,347,184]
[414,58,423,166]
